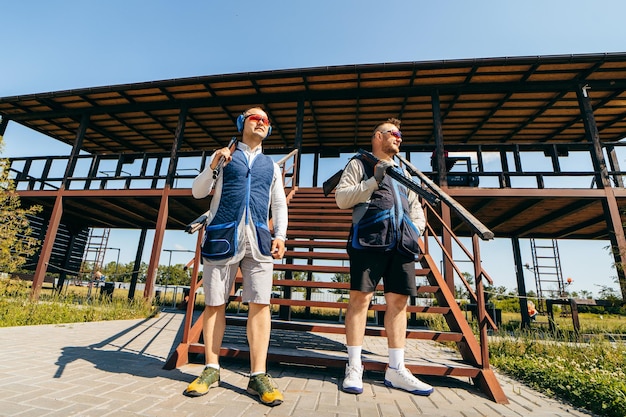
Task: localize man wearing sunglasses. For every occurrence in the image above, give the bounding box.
[335,118,433,396]
[185,107,287,406]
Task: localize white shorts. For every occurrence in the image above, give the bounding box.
[202,242,273,306]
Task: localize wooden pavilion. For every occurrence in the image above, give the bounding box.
[3,52,626,403]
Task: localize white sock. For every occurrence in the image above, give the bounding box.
[205,364,220,370]
[250,371,266,377]
[388,348,404,370]
[347,345,362,369]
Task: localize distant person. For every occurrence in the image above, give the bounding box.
[92,271,105,287]
[335,118,433,396]
[184,107,288,406]
[527,300,537,320]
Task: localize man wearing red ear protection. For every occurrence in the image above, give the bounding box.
[185,107,287,407]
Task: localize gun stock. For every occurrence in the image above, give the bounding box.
[185,213,208,234]
[322,169,344,197]
[212,136,238,179]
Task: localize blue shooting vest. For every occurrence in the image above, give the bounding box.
[201,148,274,260]
[348,156,422,258]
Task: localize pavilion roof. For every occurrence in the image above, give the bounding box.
[2,52,626,155]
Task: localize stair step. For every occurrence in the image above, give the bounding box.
[224,317,465,342]
[288,209,350,216]
[289,214,351,222]
[285,239,347,249]
[283,251,349,261]
[288,230,348,239]
[289,222,351,231]
[274,263,429,276]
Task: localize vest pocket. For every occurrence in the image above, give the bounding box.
[255,222,272,256]
[201,221,237,260]
[398,218,421,258]
[351,209,395,251]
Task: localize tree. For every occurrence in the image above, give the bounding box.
[0,145,42,274]
[157,263,190,286]
[597,284,620,300]
[330,273,350,295]
[273,270,310,292]
[455,272,474,299]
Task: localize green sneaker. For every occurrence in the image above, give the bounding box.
[247,373,284,406]
[184,366,220,397]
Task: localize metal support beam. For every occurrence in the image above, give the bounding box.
[30,193,64,300]
[144,186,170,301]
[0,116,8,137]
[431,89,447,187]
[499,151,511,188]
[143,107,188,300]
[511,237,531,328]
[129,228,148,300]
[606,145,624,187]
[577,84,626,300]
[63,114,89,185]
[472,234,489,367]
[431,89,454,289]
[166,106,187,187]
[294,99,304,187]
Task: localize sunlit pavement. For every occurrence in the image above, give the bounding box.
[0,310,597,417]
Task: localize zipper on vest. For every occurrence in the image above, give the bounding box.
[245,154,252,226]
[391,180,404,242]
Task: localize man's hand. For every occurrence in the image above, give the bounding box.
[210,147,233,170]
[271,239,286,259]
[374,160,393,184]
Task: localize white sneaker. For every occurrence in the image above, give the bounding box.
[342,364,364,394]
[384,366,433,396]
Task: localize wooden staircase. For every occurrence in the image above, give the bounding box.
[165,186,508,404]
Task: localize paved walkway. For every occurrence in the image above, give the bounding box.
[0,310,597,417]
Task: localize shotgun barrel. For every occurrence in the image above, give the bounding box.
[357,149,440,206]
[186,137,238,234]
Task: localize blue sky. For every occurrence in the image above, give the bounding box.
[1,0,625,295]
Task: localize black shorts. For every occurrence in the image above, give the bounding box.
[347,247,417,296]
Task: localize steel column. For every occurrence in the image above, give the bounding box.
[144,186,170,300]
[511,237,531,328]
[0,116,8,137]
[294,99,304,187]
[431,90,454,290]
[30,193,64,300]
[577,84,626,300]
[128,228,148,300]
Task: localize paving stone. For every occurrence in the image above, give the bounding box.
[0,310,599,417]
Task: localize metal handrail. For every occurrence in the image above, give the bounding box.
[396,154,494,241]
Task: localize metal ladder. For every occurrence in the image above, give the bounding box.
[80,228,111,280]
[530,238,566,312]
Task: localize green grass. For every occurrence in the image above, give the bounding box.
[0,278,156,327]
[489,334,626,417]
[499,311,626,336]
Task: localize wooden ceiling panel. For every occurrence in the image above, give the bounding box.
[2,53,626,155]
